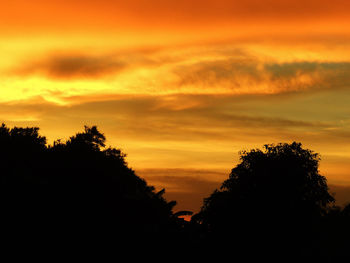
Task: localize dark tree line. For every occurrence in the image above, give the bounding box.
[0,124,349,259]
[0,124,191,249]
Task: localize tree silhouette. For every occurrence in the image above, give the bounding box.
[319,203,350,257]
[192,142,337,258]
[2,126,349,257]
[0,124,191,248]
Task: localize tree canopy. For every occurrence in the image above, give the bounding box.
[191,142,341,258]
[0,124,190,245]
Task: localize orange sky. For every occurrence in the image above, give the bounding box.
[1,0,350,213]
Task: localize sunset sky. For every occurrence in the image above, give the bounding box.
[1,0,350,213]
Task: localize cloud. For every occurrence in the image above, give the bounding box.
[59,94,336,146]
[175,60,350,94]
[0,91,349,159]
[13,54,127,79]
[0,93,342,142]
[6,44,350,98]
[7,46,177,81]
[175,58,262,89]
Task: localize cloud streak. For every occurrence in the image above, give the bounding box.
[1,92,348,150]
[13,54,127,79]
[175,60,350,94]
[8,47,350,99]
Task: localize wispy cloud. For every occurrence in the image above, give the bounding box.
[0,93,346,144]
[175,59,350,94]
[8,46,350,100]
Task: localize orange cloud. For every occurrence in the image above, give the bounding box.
[6,46,350,100]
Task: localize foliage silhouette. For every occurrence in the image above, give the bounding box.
[1,125,349,258]
[191,142,348,259]
[0,123,191,248]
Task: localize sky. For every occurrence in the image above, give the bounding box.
[1,0,350,214]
